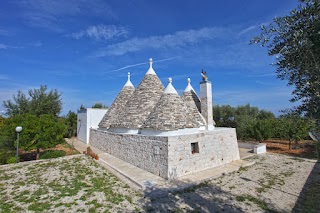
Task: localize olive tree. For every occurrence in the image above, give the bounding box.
[251,0,320,122]
[3,85,62,118]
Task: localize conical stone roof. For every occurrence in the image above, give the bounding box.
[181,78,206,126]
[99,72,134,129]
[111,59,165,129]
[143,78,200,131]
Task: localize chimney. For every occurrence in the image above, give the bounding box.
[200,70,215,130]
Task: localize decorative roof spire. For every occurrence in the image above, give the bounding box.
[146,58,156,75]
[124,72,134,87]
[184,77,195,92]
[164,77,178,94]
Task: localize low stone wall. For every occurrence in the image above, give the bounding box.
[90,128,240,179]
[90,129,169,178]
[238,142,267,154]
[167,128,240,178]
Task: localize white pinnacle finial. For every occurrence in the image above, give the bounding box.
[184,77,194,92]
[124,72,134,87]
[149,58,153,67]
[146,57,156,75]
[164,77,178,94]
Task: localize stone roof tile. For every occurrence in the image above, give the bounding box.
[181,78,206,126]
[111,59,165,128]
[143,78,200,131]
[99,73,134,128]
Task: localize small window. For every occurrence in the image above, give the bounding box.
[191,142,199,154]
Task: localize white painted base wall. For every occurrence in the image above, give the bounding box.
[77,108,108,144]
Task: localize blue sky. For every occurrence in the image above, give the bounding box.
[0,0,299,116]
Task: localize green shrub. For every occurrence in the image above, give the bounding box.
[39,150,66,159]
[6,156,18,164]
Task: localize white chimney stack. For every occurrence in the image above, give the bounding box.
[200,70,215,130]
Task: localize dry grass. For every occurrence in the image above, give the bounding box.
[0,155,142,212]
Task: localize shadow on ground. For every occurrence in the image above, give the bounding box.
[140,179,279,212]
[292,160,320,212]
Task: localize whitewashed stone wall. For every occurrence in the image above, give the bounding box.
[90,127,240,179]
[90,129,169,178]
[167,128,240,179]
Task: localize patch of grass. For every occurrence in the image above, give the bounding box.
[28,202,52,211]
[238,166,248,172]
[256,171,293,193]
[236,194,276,213]
[229,185,236,190]
[40,150,66,159]
[0,202,15,212]
[290,157,305,162]
[281,170,295,177]
[0,156,137,211]
[173,181,210,195]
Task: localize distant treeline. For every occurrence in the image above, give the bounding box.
[213,104,317,148]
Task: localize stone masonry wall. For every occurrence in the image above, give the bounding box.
[90,128,240,179]
[90,129,169,178]
[167,128,240,179]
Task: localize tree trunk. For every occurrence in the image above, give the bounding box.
[36,148,40,160]
[289,139,292,150]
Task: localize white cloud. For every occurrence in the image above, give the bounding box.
[97,27,232,56]
[0,29,9,36]
[18,0,116,32]
[238,25,257,36]
[29,41,43,47]
[71,25,129,40]
[0,43,8,49]
[0,75,9,80]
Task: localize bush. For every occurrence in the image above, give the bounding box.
[6,156,18,164]
[39,150,66,159]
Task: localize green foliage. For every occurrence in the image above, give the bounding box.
[275,114,316,148]
[6,157,17,164]
[213,104,315,143]
[39,150,66,159]
[213,104,275,140]
[2,85,62,118]
[251,0,320,121]
[63,111,77,138]
[0,116,23,164]
[0,116,5,129]
[91,102,108,109]
[252,119,275,142]
[19,114,66,155]
[0,114,66,161]
[79,104,86,110]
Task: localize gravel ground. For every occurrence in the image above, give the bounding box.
[0,153,319,212]
[143,153,319,213]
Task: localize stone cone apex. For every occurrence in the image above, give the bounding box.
[124,72,134,87]
[145,58,156,75]
[112,60,165,128]
[182,78,206,126]
[164,77,178,94]
[182,78,201,112]
[99,74,135,129]
[143,78,200,131]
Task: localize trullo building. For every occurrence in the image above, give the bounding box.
[90,58,240,179]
